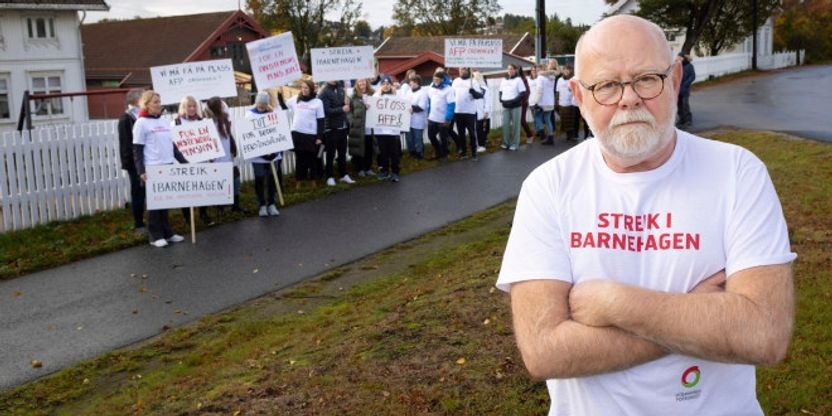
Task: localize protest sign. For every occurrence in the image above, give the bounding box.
[171,120,226,164]
[146,163,233,210]
[310,46,374,82]
[235,111,294,160]
[444,38,503,68]
[365,96,411,131]
[247,32,302,89]
[150,59,236,105]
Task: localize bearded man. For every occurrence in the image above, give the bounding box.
[496,15,796,415]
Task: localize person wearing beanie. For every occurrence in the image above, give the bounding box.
[246,91,282,217]
[132,90,189,248]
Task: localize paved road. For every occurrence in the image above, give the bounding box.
[3,65,829,391]
[691,64,832,143]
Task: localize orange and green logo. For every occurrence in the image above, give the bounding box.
[681,366,701,388]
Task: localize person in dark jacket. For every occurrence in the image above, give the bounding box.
[318,80,355,186]
[347,78,375,176]
[677,53,696,128]
[118,89,145,232]
[519,67,534,142]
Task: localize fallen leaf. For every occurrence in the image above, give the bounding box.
[129,273,136,278]
[800,410,815,415]
[138,287,147,294]
[141,274,148,278]
[297,310,305,315]
[13,290,22,298]
[233,411,241,416]
[316,339,322,345]
[483,319,491,325]
[83,378,90,384]
[76,326,84,331]
[252,269,259,274]
[175,309,183,315]
[289,360,296,365]
[161,325,171,331]
[31,360,43,369]
[439,377,445,382]
[382,391,390,397]
[489,287,496,294]
[456,357,466,365]
[132,310,139,315]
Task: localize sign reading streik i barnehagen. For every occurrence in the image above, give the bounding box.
[171,120,226,164]
[444,38,503,69]
[246,32,303,89]
[150,59,237,105]
[235,111,294,160]
[365,96,411,131]
[146,163,234,210]
[310,45,375,82]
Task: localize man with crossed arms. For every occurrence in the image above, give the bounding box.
[497,15,796,415]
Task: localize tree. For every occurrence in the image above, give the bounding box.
[697,0,780,55]
[246,0,364,60]
[775,0,832,63]
[392,0,502,36]
[354,20,373,40]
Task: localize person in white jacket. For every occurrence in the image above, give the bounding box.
[473,70,492,153]
[451,67,484,160]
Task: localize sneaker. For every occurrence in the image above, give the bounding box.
[259,206,268,217]
[326,177,336,186]
[167,234,185,243]
[391,174,400,183]
[268,204,280,216]
[526,137,534,144]
[377,171,391,181]
[340,174,355,184]
[476,146,486,153]
[357,170,366,177]
[500,144,509,150]
[150,238,168,248]
[509,146,518,151]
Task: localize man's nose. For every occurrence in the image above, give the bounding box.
[618,83,642,109]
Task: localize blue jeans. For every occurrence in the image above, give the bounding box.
[533,109,554,136]
[252,160,281,206]
[406,128,424,156]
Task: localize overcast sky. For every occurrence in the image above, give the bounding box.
[86,0,609,27]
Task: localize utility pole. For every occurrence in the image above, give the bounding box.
[751,0,758,70]
[535,0,546,63]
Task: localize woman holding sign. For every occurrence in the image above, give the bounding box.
[173,96,213,226]
[246,92,282,218]
[132,90,188,248]
[204,96,243,214]
[373,76,403,183]
[280,81,325,190]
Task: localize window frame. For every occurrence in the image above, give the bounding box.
[0,74,11,121]
[25,16,56,40]
[29,72,65,119]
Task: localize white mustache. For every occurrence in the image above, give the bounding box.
[609,108,656,128]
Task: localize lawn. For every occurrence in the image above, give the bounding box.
[0,130,829,415]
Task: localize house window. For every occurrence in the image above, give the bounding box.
[0,76,10,119]
[26,17,56,39]
[30,74,63,117]
[210,46,226,57]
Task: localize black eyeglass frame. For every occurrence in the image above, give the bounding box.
[577,65,674,106]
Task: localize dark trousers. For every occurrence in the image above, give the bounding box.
[521,100,533,138]
[351,134,374,171]
[148,209,173,241]
[677,94,692,125]
[295,149,318,181]
[377,134,401,175]
[253,160,282,206]
[324,127,348,179]
[427,120,449,159]
[447,117,460,152]
[477,118,490,147]
[454,113,478,157]
[126,169,145,228]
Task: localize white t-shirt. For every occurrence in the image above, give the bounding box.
[286,96,324,135]
[556,77,574,107]
[476,85,492,120]
[499,76,526,102]
[408,87,429,130]
[133,116,175,167]
[497,130,796,416]
[428,84,455,123]
[527,77,542,106]
[538,75,556,107]
[451,77,481,115]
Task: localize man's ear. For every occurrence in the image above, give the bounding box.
[671,60,683,93]
[570,78,584,107]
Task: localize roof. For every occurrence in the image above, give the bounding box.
[375,33,532,58]
[0,0,108,10]
[81,10,267,85]
[385,51,534,77]
[606,0,636,15]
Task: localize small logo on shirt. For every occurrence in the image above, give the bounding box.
[681,366,701,388]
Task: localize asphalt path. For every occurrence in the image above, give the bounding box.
[690,64,832,143]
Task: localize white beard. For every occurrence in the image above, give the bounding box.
[596,104,675,161]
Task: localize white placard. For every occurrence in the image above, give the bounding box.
[171,120,226,164]
[150,59,236,105]
[310,46,375,82]
[365,96,411,132]
[246,32,303,89]
[444,38,503,69]
[146,163,234,210]
[235,111,294,160]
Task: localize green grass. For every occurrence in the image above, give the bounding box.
[0,131,507,280]
[0,130,829,415]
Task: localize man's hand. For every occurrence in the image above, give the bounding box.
[569,279,621,327]
[140,173,147,182]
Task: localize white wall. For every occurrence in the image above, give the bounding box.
[0,10,88,132]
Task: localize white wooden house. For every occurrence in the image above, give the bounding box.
[0,0,108,132]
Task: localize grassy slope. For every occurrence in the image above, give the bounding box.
[1,130,829,415]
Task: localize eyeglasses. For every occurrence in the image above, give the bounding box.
[578,65,673,106]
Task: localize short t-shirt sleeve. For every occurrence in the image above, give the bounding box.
[315,99,325,119]
[724,151,796,277]
[132,119,146,145]
[496,167,573,292]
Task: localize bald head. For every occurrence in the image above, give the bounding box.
[575,15,672,79]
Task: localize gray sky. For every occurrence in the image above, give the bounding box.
[86,0,608,27]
